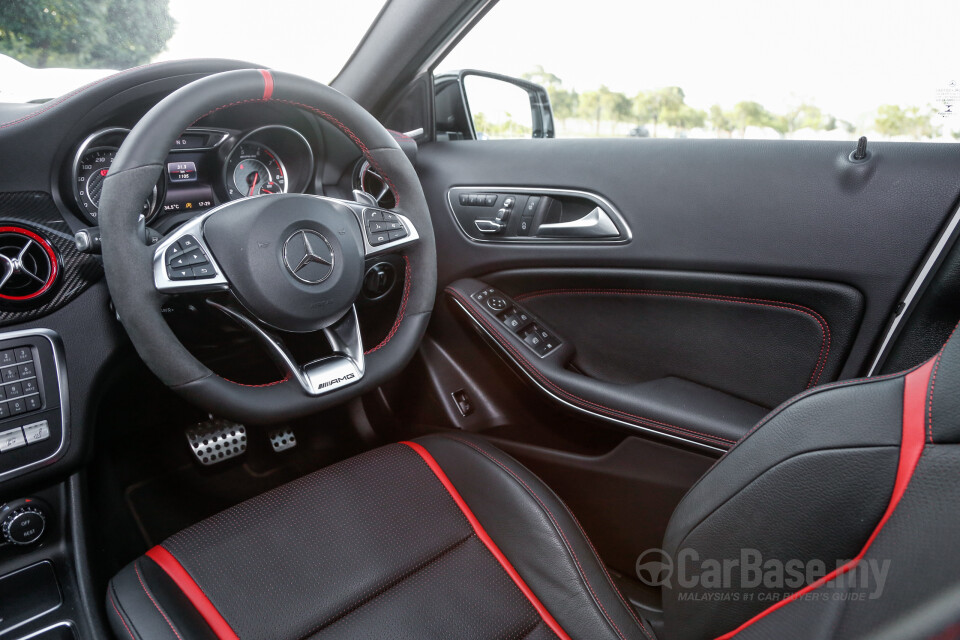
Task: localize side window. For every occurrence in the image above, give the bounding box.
[435,0,959,142]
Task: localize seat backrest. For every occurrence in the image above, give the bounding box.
[659,325,960,640]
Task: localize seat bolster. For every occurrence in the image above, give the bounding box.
[107,557,218,640]
[415,434,654,640]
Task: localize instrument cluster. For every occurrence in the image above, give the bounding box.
[70,125,315,226]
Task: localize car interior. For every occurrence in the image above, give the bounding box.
[1,0,960,639]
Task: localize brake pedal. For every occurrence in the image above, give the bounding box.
[268,427,297,453]
[186,419,247,466]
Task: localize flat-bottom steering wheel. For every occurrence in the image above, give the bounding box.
[98,69,436,423]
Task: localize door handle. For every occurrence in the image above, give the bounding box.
[536,207,619,238]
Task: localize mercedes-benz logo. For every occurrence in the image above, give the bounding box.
[282,229,335,284]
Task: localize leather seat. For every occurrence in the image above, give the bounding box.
[108,327,960,640]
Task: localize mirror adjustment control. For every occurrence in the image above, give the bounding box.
[486,295,508,311]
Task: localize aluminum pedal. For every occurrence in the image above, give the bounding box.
[268,427,297,453]
[185,420,247,466]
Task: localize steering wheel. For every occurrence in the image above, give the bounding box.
[98,69,436,424]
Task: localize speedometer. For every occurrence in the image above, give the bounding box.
[223,142,287,200]
[72,128,160,225]
[75,147,158,222]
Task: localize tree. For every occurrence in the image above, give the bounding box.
[709,104,736,137]
[633,87,686,137]
[662,103,706,134]
[731,101,773,137]
[873,104,939,140]
[0,0,175,68]
[578,85,631,135]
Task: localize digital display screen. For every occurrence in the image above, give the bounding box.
[162,152,216,213]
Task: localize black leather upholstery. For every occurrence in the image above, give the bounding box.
[107,435,654,640]
[109,325,960,640]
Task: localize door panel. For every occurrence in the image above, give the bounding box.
[417,138,960,379]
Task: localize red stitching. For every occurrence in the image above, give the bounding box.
[109,591,137,640]
[366,255,411,354]
[928,354,942,444]
[222,374,290,388]
[446,436,654,640]
[564,507,656,640]
[388,129,413,141]
[135,560,184,640]
[448,289,734,447]
[925,318,960,443]
[514,288,831,388]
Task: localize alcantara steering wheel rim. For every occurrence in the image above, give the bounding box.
[98,68,436,424]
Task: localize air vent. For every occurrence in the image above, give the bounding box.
[0,227,58,301]
[357,161,397,209]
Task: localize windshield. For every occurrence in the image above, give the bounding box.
[0,0,388,103]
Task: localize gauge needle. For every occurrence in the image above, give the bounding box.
[248,172,259,196]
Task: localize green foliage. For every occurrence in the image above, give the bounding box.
[709,104,736,137]
[472,111,532,139]
[579,85,631,134]
[522,67,943,141]
[873,104,940,140]
[0,0,175,68]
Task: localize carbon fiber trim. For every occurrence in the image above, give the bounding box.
[0,192,102,326]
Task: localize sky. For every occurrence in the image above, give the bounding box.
[439,0,960,127]
[3,0,958,131]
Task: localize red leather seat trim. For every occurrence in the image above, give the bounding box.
[715,356,936,639]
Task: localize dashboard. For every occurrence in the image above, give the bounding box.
[70,124,316,226]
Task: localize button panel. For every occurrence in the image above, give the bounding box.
[364,208,408,246]
[0,346,42,421]
[471,287,562,357]
[0,332,65,484]
[165,235,218,280]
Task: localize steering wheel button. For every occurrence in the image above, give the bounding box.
[182,249,208,266]
[380,211,398,223]
[169,267,194,280]
[165,245,183,262]
[369,232,389,246]
[192,265,216,278]
[387,229,407,241]
[365,210,383,222]
[179,235,199,251]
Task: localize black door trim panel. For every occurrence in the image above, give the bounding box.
[445,185,631,244]
[446,279,773,453]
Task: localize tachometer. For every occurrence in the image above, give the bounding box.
[223,142,287,200]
